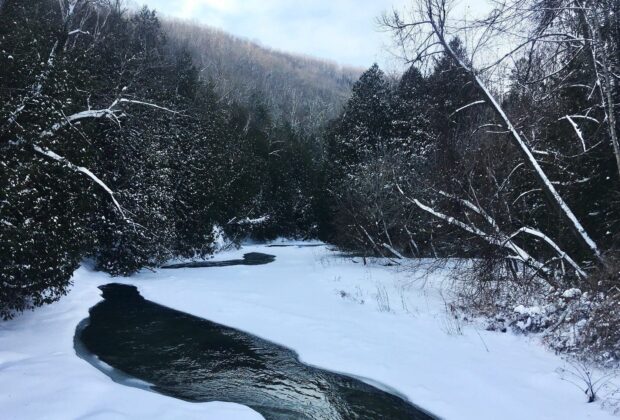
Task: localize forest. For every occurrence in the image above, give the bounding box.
[1,0,619,367]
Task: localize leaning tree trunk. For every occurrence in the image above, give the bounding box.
[426,2,603,264]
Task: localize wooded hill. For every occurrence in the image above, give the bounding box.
[163,19,361,134]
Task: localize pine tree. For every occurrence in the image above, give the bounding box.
[392,65,434,163]
[328,63,392,169]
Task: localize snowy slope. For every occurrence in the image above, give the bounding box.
[0,242,616,420]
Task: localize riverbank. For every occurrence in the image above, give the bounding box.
[0,242,617,419]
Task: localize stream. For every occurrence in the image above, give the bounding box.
[161,252,276,269]
[75,283,435,420]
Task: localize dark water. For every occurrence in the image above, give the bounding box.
[267,244,325,248]
[75,284,435,420]
[162,252,276,269]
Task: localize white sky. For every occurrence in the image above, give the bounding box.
[137,0,491,69]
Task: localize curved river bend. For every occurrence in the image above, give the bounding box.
[75,283,436,420]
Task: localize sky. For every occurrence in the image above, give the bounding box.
[138,0,490,69]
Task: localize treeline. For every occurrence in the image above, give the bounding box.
[325,39,620,262]
[328,8,619,275]
[326,0,619,359]
[2,0,619,360]
[0,0,324,318]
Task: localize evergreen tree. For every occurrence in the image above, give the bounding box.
[392,65,435,163]
[328,63,392,170]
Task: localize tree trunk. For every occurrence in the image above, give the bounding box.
[426,6,603,264]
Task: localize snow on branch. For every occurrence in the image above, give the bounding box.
[357,225,400,264]
[561,115,587,152]
[33,145,127,219]
[395,185,546,273]
[512,188,542,205]
[1,220,15,228]
[438,189,586,277]
[449,100,486,118]
[425,6,602,263]
[117,98,181,115]
[30,95,182,226]
[507,227,587,278]
[227,216,270,226]
[41,97,181,137]
[68,29,91,36]
[383,243,405,259]
[437,190,497,228]
[41,109,118,137]
[559,115,600,124]
[417,198,544,271]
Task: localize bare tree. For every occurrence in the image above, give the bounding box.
[383,0,605,268]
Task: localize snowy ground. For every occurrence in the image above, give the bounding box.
[1,242,617,420]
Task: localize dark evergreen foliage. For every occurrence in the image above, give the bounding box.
[0,0,324,319]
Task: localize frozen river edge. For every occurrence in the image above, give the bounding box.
[0,242,616,420]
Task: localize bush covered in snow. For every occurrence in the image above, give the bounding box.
[456,256,620,366]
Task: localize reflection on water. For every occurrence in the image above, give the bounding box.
[75,284,435,420]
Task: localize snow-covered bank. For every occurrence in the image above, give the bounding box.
[1,243,617,419]
[0,269,261,420]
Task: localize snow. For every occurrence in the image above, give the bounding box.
[229,215,270,225]
[1,242,617,420]
[0,268,260,420]
[514,305,543,316]
[563,115,588,152]
[437,24,602,262]
[211,224,227,250]
[563,288,583,299]
[450,100,486,117]
[33,145,127,220]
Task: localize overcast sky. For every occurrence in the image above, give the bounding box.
[138,0,489,69]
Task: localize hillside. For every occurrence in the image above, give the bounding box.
[163,19,362,133]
